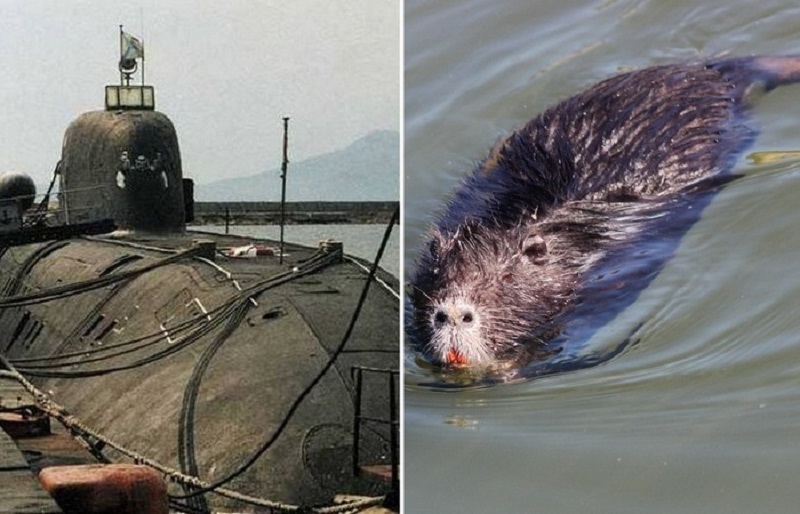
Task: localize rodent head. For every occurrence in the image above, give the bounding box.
[410,219,572,368]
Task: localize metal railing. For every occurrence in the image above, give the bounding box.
[351,365,399,508]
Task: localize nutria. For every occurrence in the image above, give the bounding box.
[409,56,800,370]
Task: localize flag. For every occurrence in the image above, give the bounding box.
[120,30,144,70]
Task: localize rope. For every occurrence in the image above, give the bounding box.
[0,357,382,513]
[343,255,399,300]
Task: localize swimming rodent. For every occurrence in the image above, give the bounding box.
[409,56,800,370]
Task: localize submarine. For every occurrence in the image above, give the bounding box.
[0,33,399,513]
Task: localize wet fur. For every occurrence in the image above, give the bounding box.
[410,56,800,368]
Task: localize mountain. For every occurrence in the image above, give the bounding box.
[194,130,399,202]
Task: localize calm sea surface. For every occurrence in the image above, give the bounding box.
[194,224,400,278]
[405,0,800,512]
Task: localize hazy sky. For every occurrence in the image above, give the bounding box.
[0,0,400,187]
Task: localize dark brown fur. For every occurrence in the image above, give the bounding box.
[410,56,800,369]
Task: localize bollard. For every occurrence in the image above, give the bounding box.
[39,464,168,514]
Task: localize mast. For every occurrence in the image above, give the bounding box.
[279,117,290,265]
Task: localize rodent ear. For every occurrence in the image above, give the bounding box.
[428,237,440,257]
[523,234,547,260]
[427,227,445,257]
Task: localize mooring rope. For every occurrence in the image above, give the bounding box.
[0,359,383,513]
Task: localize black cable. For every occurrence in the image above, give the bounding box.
[0,240,71,331]
[12,289,244,365]
[11,254,318,366]
[24,160,60,226]
[1,240,70,298]
[49,279,134,357]
[15,251,339,377]
[177,300,251,513]
[0,246,204,309]
[170,205,399,501]
[15,301,239,369]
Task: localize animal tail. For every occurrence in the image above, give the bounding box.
[710,55,800,92]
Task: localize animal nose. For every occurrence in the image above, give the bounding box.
[433,308,474,326]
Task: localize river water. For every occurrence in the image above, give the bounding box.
[405,1,800,512]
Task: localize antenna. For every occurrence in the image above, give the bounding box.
[279,117,290,265]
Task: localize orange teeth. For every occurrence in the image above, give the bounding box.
[446,348,469,365]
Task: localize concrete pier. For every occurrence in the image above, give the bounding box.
[0,379,62,513]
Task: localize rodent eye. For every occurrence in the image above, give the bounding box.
[523,234,547,259]
[462,313,473,323]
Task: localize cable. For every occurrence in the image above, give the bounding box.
[23,160,60,227]
[171,205,399,501]
[0,246,204,309]
[177,300,251,513]
[13,250,339,377]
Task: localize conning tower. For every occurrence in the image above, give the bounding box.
[59,30,188,233]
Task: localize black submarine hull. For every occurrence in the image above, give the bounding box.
[0,231,399,510]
